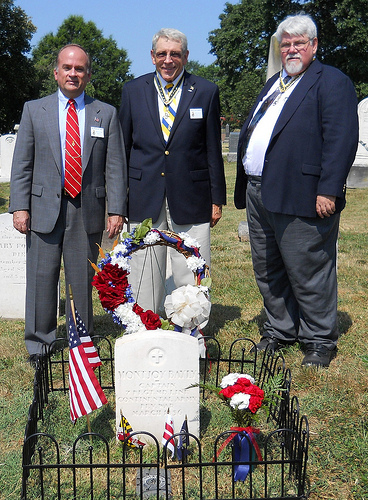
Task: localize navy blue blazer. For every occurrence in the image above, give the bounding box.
[119,71,226,224]
[234,59,359,218]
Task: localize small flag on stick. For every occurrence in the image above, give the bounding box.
[68,287,108,423]
[117,411,146,448]
[177,416,189,461]
[162,409,175,458]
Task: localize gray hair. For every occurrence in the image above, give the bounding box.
[54,44,92,74]
[275,13,317,42]
[152,28,188,54]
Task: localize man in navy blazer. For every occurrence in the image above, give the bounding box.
[119,28,226,313]
[235,14,358,367]
[10,45,127,363]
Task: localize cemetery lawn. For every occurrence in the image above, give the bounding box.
[1,165,368,499]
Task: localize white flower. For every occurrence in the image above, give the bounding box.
[220,373,242,388]
[164,284,211,331]
[220,373,255,388]
[112,242,129,255]
[143,231,161,245]
[114,303,146,334]
[178,232,200,249]
[186,255,206,272]
[229,393,251,410]
[110,254,131,272]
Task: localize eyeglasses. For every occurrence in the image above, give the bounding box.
[155,51,183,60]
[280,40,313,53]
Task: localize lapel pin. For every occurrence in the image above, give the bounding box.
[188,86,194,92]
[94,117,100,123]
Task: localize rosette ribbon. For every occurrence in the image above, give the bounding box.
[214,427,262,482]
[164,284,211,335]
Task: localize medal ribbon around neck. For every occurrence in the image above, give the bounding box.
[154,73,184,106]
[278,69,305,93]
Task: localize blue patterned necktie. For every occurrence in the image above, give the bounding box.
[242,75,292,157]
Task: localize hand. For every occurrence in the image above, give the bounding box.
[106,215,126,239]
[316,195,336,218]
[210,204,223,228]
[13,210,30,234]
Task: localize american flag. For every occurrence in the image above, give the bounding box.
[69,308,102,369]
[162,412,175,458]
[117,412,146,448]
[68,309,107,423]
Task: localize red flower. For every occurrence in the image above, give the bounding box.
[92,263,129,311]
[219,376,265,414]
[139,310,162,330]
[133,303,144,315]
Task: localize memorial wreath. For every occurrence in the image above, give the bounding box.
[91,218,211,336]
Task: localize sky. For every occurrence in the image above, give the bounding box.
[14,0,235,77]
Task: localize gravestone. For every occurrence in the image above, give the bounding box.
[0,134,16,181]
[347,97,368,188]
[0,213,26,318]
[227,131,240,162]
[115,329,200,444]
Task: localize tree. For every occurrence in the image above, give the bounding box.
[208,0,368,123]
[0,0,37,133]
[32,15,133,109]
[303,0,368,100]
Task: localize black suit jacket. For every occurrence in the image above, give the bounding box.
[235,60,358,217]
[119,71,226,224]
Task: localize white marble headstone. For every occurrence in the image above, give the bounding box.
[115,329,200,444]
[0,213,26,318]
[0,134,16,181]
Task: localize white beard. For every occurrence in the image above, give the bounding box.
[284,58,303,75]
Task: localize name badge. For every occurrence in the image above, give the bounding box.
[91,127,104,138]
[190,108,203,119]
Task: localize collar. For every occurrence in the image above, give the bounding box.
[58,89,85,110]
[155,70,185,89]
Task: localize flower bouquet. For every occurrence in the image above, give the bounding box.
[199,372,284,481]
[91,218,212,337]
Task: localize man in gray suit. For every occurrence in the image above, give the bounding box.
[9,44,127,363]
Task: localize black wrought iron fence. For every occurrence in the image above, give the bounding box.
[22,337,309,500]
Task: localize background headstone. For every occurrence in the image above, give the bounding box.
[227,131,240,162]
[0,134,16,181]
[347,97,368,188]
[238,220,250,242]
[0,213,26,318]
[115,329,200,444]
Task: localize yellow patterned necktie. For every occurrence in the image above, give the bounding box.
[161,83,177,142]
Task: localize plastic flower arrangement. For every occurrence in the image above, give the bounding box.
[198,372,284,481]
[91,218,211,336]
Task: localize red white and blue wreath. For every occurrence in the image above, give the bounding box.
[91,218,211,337]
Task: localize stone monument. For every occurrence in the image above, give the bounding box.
[347,97,368,188]
[0,133,16,182]
[115,329,200,445]
[227,131,240,162]
[0,213,26,318]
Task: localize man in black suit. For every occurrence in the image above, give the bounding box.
[235,14,358,367]
[119,28,226,313]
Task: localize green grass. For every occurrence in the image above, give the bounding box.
[1,165,368,499]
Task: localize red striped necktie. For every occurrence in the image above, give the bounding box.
[64,99,82,197]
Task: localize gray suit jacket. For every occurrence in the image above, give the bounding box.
[9,92,127,234]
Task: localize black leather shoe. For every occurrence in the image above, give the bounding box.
[301,345,337,368]
[250,336,288,354]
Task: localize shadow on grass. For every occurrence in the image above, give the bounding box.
[205,303,242,336]
[249,308,353,338]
